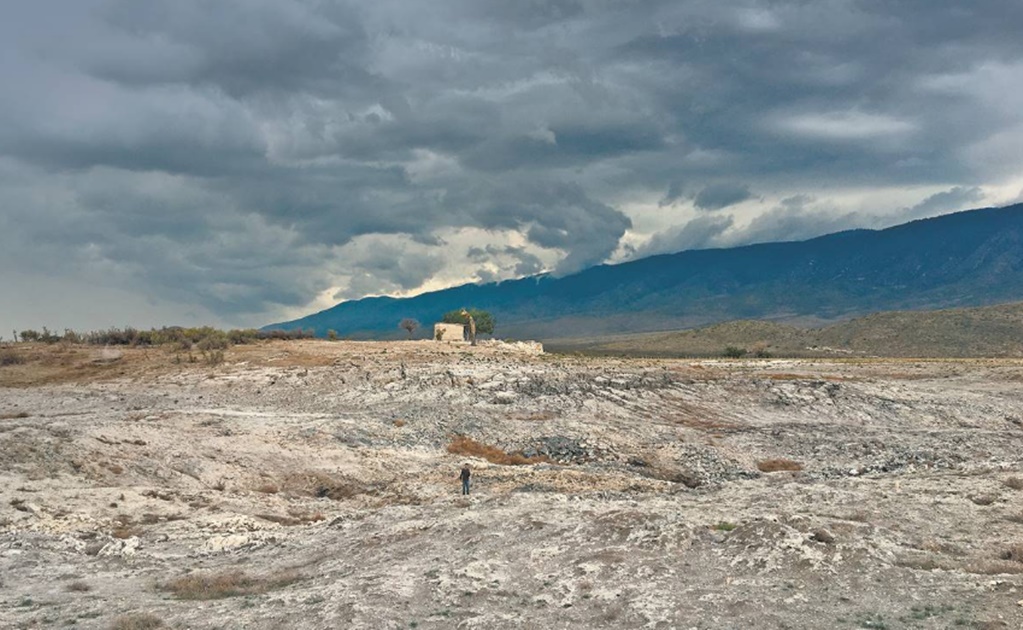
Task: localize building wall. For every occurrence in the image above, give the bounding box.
[433,323,466,342]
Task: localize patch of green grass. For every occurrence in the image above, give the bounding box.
[713,521,737,532]
[900,604,952,622]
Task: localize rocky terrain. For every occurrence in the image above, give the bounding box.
[1,340,1022,629]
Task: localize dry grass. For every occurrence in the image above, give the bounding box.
[894,553,954,572]
[757,458,804,473]
[0,347,25,366]
[1003,477,1023,491]
[446,435,548,465]
[112,526,141,539]
[110,613,164,630]
[139,512,187,525]
[281,471,372,500]
[66,581,92,592]
[393,418,406,427]
[255,510,325,526]
[254,482,280,494]
[764,373,852,382]
[161,569,302,600]
[764,373,811,381]
[510,410,558,422]
[111,514,142,539]
[962,560,1023,575]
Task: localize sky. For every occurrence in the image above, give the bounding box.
[2,0,1023,335]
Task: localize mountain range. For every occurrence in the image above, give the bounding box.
[266,203,1023,340]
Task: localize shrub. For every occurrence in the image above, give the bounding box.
[197,331,229,365]
[722,346,747,358]
[442,309,495,335]
[757,458,804,472]
[446,435,547,465]
[227,329,260,344]
[0,347,24,366]
[399,318,420,339]
[327,329,339,341]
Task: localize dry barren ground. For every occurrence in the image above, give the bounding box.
[1,340,1022,629]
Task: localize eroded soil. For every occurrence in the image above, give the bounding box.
[1,341,1022,629]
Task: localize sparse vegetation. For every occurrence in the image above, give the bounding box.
[722,346,747,358]
[13,326,315,348]
[160,569,302,600]
[110,614,165,630]
[757,458,804,472]
[446,435,547,465]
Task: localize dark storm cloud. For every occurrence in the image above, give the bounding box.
[694,183,754,211]
[1,0,1021,330]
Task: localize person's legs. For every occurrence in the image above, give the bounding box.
[462,479,470,495]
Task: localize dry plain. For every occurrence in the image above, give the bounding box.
[1,340,1022,629]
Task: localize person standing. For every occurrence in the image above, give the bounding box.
[459,463,471,495]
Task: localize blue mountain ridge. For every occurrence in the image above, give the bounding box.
[264,203,1023,340]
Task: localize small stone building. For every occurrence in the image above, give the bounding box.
[433,322,466,342]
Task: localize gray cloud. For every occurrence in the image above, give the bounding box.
[902,186,985,221]
[636,214,735,257]
[1,0,1021,332]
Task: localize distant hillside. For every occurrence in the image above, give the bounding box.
[553,301,1023,358]
[266,203,1023,340]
